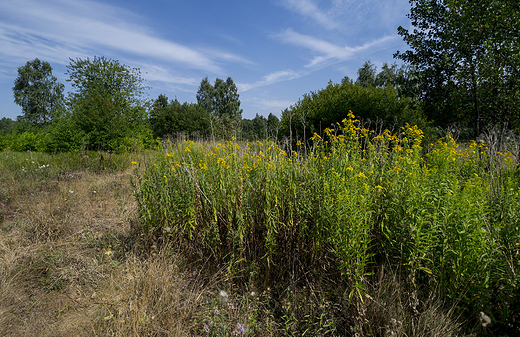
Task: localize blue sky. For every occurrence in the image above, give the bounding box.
[0,0,412,120]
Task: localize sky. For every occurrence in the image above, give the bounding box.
[0,0,413,121]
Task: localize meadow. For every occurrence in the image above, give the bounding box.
[1,113,519,336]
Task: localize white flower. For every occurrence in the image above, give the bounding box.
[480,311,491,327]
[219,290,228,302]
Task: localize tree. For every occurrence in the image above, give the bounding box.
[149,94,210,138]
[355,61,377,88]
[66,56,149,149]
[395,0,520,135]
[13,58,64,126]
[267,113,281,139]
[196,77,242,139]
[280,78,427,143]
[0,117,16,134]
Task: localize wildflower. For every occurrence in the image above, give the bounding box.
[375,185,383,190]
[236,323,244,334]
[131,161,137,165]
[480,312,491,327]
[356,172,367,179]
[219,290,228,302]
[184,147,191,153]
[69,190,74,194]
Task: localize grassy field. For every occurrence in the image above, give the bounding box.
[1,116,519,336]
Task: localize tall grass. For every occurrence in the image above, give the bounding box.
[134,112,520,334]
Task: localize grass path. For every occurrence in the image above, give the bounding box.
[0,167,137,336]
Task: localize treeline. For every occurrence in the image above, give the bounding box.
[2,0,519,152]
[0,56,277,152]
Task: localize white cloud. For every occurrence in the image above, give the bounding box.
[141,65,198,86]
[0,0,251,74]
[274,28,399,67]
[238,69,302,92]
[254,98,295,111]
[279,0,339,30]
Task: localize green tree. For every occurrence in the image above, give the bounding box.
[66,56,149,149]
[0,117,16,134]
[196,77,242,139]
[355,61,377,88]
[267,113,281,139]
[280,78,427,143]
[13,58,64,126]
[395,0,520,135]
[149,94,210,139]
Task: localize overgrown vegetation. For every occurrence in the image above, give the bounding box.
[133,113,520,335]
[1,1,520,335]
[1,115,519,335]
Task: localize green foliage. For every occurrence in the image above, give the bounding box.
[241,113,281,141]
[241,113,267,141]
[134,114,520,334]
[396,0,520,135]
[196,77,242,139]
[13,58,65,126]
[0,117,16,134]
[149,94,210,139]
[8,131,41,152]
[355,61,377,88]
[66,56,149,150]
[39,115,84,152]
[267,113,281,139]
[279,78,427,145]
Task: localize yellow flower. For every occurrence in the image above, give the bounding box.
[356,172,367,179]
[375,185,383,190]
[131,161,137,165]
[185,147,191,153]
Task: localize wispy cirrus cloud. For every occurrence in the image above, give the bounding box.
[279,0,339,30]
[254,99,295,111]
[274,28,399,68]
[0,0,251,74]
[238,69,302,92]
[140,65,199,86]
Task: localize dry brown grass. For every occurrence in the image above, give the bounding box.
[0,158,275,336]
[0,165,138,336]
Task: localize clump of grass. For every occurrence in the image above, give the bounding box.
[355,266,462,337]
